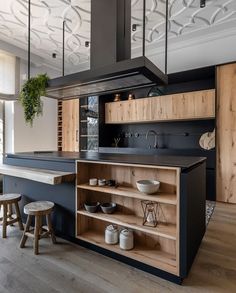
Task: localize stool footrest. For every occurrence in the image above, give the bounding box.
[24,230,51,240]
[7,217,19,226]
[24,232,35,239]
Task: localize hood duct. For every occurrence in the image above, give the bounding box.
[46,0,168,99]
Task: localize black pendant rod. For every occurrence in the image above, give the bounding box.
[165,0,168,75]
[142,0,146,57]
[28,0,31,79]
[62,20,65,76]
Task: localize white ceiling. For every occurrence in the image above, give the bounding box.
[0,0,236,74]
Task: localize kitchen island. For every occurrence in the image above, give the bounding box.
[3,151,206,284]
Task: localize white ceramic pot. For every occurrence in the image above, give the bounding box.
[89,178,98,186]
[119,229,134,250]
[105,225,119,244]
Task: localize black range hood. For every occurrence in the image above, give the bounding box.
[46,0,168,99]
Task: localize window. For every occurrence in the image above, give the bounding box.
[0,52,17,98]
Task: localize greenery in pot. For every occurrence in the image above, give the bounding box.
[19,73,49,126]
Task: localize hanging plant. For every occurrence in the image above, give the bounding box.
[19,73,49,126]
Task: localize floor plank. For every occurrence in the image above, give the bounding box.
[0,202,235,293]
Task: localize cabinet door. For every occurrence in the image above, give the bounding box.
[105,90,215,124]
[217,63,236,203]
[62,99,79,152]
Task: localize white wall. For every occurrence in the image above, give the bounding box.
[147,27,236,74]
[4,58,59,154]
[4,101,14,153]
[13,98,57,152]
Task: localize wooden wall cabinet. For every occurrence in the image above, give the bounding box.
[105,89,215,124]
[60,99,79,152]
[217,63,236,203]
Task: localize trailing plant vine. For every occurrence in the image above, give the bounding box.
[19,73,49,126]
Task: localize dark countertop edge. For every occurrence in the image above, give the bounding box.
[5,152,76,163]
[75,155,206,170]
[5,152,207,170]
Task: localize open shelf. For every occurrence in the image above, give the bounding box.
[77,230,177,275]
[76,160,180,276]
[80,104,98,108]
[77,210,176,240]
[80,135,98,137]
[77,183,177,205]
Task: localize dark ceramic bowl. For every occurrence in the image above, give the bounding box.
[101,202,117,214]
[84,202,100,213]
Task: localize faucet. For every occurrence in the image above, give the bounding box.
[146,130,158,149]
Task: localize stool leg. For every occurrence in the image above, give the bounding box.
[38,215,43,235]
[0,203,2,222]
[20,215,32,248]
[7,204,14,226]
[34,215,41,255]
[46,214,56,244]
[8,203,13,217]
[14,202,24,231]
[2,204,8,238]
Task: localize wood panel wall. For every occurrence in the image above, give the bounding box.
[217,63,236,203]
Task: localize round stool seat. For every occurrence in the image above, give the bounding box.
[0,193,21,204]
[24,201,54,216]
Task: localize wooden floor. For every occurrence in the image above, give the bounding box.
[0,202,235,293]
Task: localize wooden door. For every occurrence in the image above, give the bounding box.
[62,99,79,152]
[217,63,236,203]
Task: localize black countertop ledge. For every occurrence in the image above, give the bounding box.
[5,151,206,170]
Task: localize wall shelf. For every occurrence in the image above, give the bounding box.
[80,135,98,137]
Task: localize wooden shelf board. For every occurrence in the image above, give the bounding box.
[77,210,176,240]
[77,231,177,275]
[80,104,98,108]
[80,135,98,137]
[77,184,177,205]
[0,164,75,185]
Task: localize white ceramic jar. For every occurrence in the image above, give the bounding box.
[105,225,119,244]
[119,229,134,250]
[89,178,97,186]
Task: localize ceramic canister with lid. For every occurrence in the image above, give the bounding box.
[119,229,134,250]
[105,224,119,244]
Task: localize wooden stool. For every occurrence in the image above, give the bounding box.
[0,194,24,238]
[20,201,56,255]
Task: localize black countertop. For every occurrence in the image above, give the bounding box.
[5,151,206,170]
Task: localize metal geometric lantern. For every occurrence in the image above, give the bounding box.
[141,200,166,228]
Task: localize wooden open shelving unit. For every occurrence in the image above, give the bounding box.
[76,160,180,276]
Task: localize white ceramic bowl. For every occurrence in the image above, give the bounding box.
[136,180,160,194]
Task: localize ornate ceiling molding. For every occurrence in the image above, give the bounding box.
[0,0,235,72]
